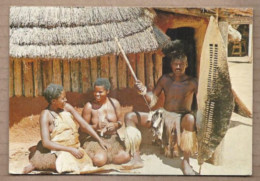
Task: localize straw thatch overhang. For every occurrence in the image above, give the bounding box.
[156,8,253,24]
[10,7,169,59]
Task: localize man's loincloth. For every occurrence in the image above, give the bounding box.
[81,134,125,163]
[149,108,195,155]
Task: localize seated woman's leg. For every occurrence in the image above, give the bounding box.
[92,150,108,167]
[112,150,131,164]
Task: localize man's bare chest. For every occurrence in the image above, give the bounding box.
[164,80,192,96]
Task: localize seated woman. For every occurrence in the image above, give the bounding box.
[80,78,130,167]
[23,83,108,174]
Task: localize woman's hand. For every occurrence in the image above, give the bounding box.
[69,148,84,159]
[98,139,110,151]
[99,121,108,129]
[106,122,117,132]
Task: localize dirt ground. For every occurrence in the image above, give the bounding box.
[9,57,252,175]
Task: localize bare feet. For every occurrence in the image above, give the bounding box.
[23,163,35,174]
[164,145,172,158]
[122,154,143,169]
[181,159,195,175]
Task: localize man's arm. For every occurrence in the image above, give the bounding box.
[136,75,164,107]
[65,103,108,150]
[192,78,198,95]
[40,110,83,159]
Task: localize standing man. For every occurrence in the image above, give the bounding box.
[80,78,130,167]
[124,51,198,175]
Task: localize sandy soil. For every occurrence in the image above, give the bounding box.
[9,57,252,175]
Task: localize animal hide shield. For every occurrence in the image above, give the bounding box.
[196,16,234,166]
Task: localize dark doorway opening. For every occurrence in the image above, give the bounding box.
[163,27,197,77]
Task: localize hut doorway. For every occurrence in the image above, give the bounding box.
[163,27,197,77]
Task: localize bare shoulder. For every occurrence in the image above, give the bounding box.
[157,74,171,84]
[83,102,93,110]
[39,109,51,123]
[109,97,120,104]
[64,103,76,112]
[109,97,121,108]
[187,76,198,90]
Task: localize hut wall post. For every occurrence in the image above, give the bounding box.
[63,60,71,92]
[100,56,109,79]
[109,55,117,90]
[145,53,154,90]
[42,60,53,91]
[9,58,14,97]
[32,59,39,97]
[127,54,136,88]
[153,53,163,83]
[136,53,145,84]
[37,59,43,96]
[118,55,127,89]
[52,59,62,85]
[23,59,34,97]
[80,59,91,93]
[90,57,98,87]
[14,58,22,97]
[70,60,80,92]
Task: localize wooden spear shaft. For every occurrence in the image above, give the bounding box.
[114,37,151,111]
[115,37,138,81]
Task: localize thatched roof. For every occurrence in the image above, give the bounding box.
[10,7,169,59]
[156,8,253,24]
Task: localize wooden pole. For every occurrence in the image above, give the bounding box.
[115,37,138,81]
[145,52,154,90]
[63,60,71,92]
[127,54,136,88]
[109,55,117,89]
[90,57,98,87]
[100,56,109,78]
[80,59,91,93]
[136,53,145,84]
[9,58,14,97]
[154,53,163,83]
[42,59,53,91]
[33,59,42,97]
[117,54,127,89]
[52,59,62,85]
[23,59,34,97]
[70,60,80,92]
[14,58,22,97]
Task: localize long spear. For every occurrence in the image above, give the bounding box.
[114,37,151,111]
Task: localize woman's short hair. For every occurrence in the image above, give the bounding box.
[94,78,111,91]
[43,84,64,103]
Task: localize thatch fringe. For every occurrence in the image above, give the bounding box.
[10,7,154,28]
[10,16,153,45]
[10,27,159,59]
[9,7,169,59]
